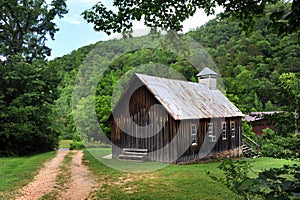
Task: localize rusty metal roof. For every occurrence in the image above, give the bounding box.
[135,73,243,120]
[245,111,283,122]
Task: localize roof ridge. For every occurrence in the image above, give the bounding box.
[134,73,195,84]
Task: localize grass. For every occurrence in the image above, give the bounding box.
[87,148,168,173]
[84,148,299,200]
[0,151,56,199]
[0,148,297,199]
[59,140,72,149]
[84,148,234,199]
[247,157,299,178]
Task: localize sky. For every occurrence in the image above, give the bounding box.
[46,0,221,60]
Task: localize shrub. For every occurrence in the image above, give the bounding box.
[69,141,85,150]
[260,128,299,159]
[209,159,300,200]
[242,121,258,142]
[69,132,85,150]
[260,143,291,158]
[85,142,111,148]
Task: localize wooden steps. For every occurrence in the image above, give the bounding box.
[242,144,257,158]
[118,148,148,162]
[242,134,260,158]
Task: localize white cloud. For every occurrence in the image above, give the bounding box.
[78,0,100,7]
[182,10,211,32]
[63,15,82,25]
[183,7,223,32]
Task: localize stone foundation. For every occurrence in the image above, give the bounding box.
[178,146,243,164]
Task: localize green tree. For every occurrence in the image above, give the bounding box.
[0,0,67,62]
[0,59,61,156]
[260,128,300,158]
[278,73,300,133]
[188,4,298,115]
[82,0,299,38]
[0,0,67,156]
[242,121,257,143]
[49,43,98,140]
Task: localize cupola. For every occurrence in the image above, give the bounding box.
[196,67,218,90]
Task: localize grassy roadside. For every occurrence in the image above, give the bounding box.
[0,151,56,199]
[84,148,299,200]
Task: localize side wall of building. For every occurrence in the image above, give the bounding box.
[175,117,242,163]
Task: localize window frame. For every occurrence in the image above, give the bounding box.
[208,122,216,142]
[222,121,227,140]
[191,124,197,145]
[231,121,235,138]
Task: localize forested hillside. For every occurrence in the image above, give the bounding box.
[50,43,99,140]
[188,4,300,113]
[51,4,299,143]
[187,4,299,134]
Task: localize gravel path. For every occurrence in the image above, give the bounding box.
[58,150,97,200]
[15,150,97,200]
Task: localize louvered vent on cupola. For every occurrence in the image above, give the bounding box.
[196,67,218,90]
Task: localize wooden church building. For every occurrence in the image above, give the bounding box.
[111,68,243,163]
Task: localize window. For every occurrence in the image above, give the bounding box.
[208,122,216,142]
[222,122,227,140]
[191,124,197,145]
[231,121,235,138]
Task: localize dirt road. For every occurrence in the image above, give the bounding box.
[15,150,97,200]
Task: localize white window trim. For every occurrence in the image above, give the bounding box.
[191,124,197,145]
[222,122,227,140]
[208,122,216,142]
[231,121,235,138]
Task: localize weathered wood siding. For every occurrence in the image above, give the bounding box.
[111,84,242,163]
[175,117,242,163]
[111,84,178,162]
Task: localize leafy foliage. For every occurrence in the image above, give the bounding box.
[0,1,67,156]
[209,159,254,199]
[69,133,85,150]
[188,4,300,115]
[0,58,61,156]
[256,164,300,199]
[242,121,257,143]
[82,1,299,39]
[259,128,300,159]
[0,0,67,62]
[209,159,300,200]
